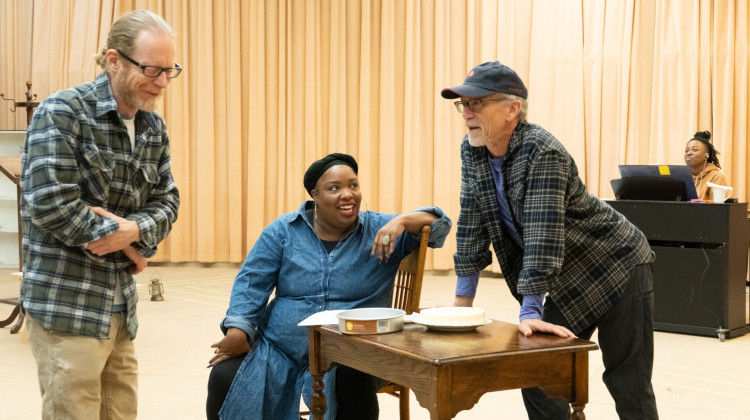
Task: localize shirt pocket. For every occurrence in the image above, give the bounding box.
[133,164,160,207]
[139,164,160,184]
[80,145,114,203]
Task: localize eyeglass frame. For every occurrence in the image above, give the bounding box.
[116,49,182,79]
[453,97,511,113]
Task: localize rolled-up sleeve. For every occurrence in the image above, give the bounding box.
[411,206,452,248]
[221,226,282,342]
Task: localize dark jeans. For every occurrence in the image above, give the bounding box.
[521,263,659,420]
[205,354,382,420]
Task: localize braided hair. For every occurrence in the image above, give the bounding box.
[689,131,721,169]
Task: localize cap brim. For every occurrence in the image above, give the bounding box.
[441,84,497,99]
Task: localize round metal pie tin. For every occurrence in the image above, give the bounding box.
[336,308,405,335]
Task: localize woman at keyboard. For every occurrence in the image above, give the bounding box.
[684,130,728,201]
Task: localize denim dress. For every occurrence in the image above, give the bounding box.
[219,201,451,419]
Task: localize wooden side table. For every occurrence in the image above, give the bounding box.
[0,156,24,333]
[308,320,599,419]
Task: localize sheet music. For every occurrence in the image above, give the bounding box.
[297,310,344,326]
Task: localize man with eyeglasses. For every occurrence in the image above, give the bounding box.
[20,10,180,419]
[442,61,658,420]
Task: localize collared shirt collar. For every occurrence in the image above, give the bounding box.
[287,200,364,236]
[93,72,160,131]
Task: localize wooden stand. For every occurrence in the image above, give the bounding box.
[1,81,40,126]
[0,81,39,333]
[0,156,23,333]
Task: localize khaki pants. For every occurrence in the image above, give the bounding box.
[27,312,138,420]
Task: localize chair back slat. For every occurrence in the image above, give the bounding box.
[392,271,414,311]
[391,225,430,315]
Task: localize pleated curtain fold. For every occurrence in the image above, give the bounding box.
[1,0,748,269]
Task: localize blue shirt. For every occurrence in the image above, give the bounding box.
[488,155,523,247]
[219,201,451,419]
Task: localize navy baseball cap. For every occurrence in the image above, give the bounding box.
[441,61,528,100]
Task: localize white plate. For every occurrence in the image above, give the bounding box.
[412,317,492,332]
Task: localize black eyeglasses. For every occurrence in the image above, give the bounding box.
[453,98,508,113]
[116,49,182,78]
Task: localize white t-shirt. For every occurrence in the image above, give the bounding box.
[122,115,136,151]
[113,115,136,306]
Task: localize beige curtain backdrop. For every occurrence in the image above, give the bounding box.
[1,0,748,269]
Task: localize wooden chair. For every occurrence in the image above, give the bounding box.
[378,224,430,420]
[301,225,430,420]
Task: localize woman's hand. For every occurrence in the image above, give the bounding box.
[207,327,251,368]
[371,211,438,261]
[371,217,407,262]
[122,246,147,274]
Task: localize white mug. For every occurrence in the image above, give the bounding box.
[706,182,733,203]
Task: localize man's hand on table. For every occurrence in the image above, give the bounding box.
[519,318,577,338]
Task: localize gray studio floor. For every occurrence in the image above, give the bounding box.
[1,265,749,419]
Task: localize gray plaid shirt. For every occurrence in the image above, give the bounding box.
[454,122,653,332]
[20,72,180,339]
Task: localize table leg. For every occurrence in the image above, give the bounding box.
[310,374,327,418]
[308,327,327,419]
[570,350,589,419]
[571,404,586,420]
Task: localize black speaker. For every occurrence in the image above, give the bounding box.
[651,245,727,329]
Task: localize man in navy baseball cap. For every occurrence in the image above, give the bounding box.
[441,61,527,99]
[445,60,659,420]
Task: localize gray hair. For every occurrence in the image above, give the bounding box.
[495,93,528,124]
[94,10,175,71]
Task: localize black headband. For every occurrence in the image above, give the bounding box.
[303,153,358,196]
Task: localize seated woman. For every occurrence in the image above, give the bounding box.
[206,153,451,420]
[684,130,729,201]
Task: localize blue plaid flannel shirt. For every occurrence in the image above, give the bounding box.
[454,122,653,332]
[20,72,180,339]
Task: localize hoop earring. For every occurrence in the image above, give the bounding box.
[314,201,320,225]
[361,199,368,212]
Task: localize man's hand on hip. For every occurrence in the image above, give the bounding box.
[86,206,141,256]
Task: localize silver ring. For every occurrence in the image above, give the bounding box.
[382,235,390,246]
